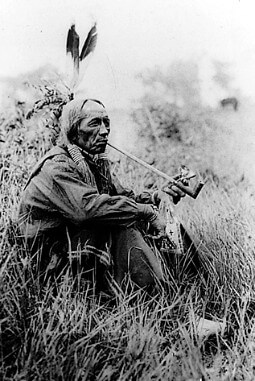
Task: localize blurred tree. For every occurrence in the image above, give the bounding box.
[132,60,202,146]
[136,60,201,108]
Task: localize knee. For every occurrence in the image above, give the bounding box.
[128,247,161,288]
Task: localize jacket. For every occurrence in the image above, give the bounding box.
[18,145,153,240]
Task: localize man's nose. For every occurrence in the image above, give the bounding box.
[99,123,109,136]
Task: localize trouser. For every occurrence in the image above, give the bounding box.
[62,224,201,290]
[23,223,200,292]
[69,226,164,290]
[24,225,164,291]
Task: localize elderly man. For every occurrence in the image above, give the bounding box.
[18,98,185,292]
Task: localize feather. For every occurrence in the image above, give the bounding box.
[65,23,98,92]
[79,23,97,62]
[66,24,80,75]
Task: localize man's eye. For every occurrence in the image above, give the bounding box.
[88,119,100,127]
[103,119,110,127]
[88,118,110,128]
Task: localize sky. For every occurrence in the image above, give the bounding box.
[1,0,255,108]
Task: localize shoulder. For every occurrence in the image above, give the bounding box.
[34,145,69,167]
[24,146,75,189]
[43,146,77,171]
[34,145,74,174]
[45,145,69,160]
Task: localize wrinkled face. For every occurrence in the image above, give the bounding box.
[75,100,110,154]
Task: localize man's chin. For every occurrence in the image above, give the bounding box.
[93,145,107,154]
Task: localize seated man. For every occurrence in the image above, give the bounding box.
[18,98,185,292]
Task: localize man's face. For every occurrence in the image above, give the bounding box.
[75,101,110,154]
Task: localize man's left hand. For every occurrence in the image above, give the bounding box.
[149,214,166,239]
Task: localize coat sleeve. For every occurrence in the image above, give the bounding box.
[31,155,142,227]
[111,172,154,204]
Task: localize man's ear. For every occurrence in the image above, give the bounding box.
[68,123,80,145]
[72,135,79,145]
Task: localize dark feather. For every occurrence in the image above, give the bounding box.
[66,24,80,73]
[79,23,97,61]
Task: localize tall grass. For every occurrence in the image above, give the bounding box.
[1,100,255,380]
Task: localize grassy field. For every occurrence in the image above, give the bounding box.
[0,94,255,380]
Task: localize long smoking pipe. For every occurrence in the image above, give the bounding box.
[107,142,204,199]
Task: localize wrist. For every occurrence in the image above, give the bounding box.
[137,204,157,222]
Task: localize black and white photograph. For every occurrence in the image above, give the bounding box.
[0,0,255,379]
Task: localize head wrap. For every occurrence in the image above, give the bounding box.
[59,98,106,144]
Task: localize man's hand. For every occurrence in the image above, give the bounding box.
[149,214,165,239]
[137,204,158,222]
[162,184,186,204]
[137,204,166,239]
[153,185,186,206]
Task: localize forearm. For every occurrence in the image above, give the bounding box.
[111,172,155,204]
[75,193,141,226]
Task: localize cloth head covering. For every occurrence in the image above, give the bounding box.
[59,98,106,144]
